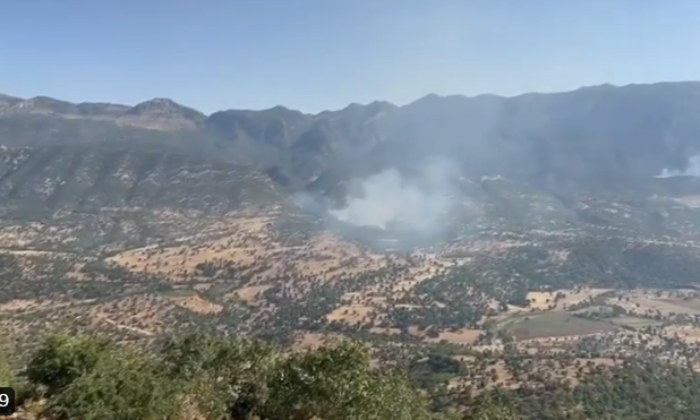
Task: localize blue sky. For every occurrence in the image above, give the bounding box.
[1,0,699,113]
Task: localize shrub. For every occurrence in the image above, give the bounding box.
[25,334,111,396]
[264,341,430,420]
[159,332,278,420]
[49,350,181,420]
[20,332,436,420]
[0,350,14,388]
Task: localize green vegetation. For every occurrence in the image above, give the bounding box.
[51,350,179,420]
[608,316,663,329]
[504,313,618,341]
[0,350,14,388]
[476,360,700,420]
[8,332,452,420]
[10,331,700,419]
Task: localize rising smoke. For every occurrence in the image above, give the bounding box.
[329,156,459,232]
[657,155,700,178]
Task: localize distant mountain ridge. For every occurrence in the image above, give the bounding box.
[4,81,700,195]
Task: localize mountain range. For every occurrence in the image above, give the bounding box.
[4,81,700,196]
[4,81,700,256]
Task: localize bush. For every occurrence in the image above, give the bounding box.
[159,332,278,420]
[25,334,111,396]
[160,334,432,420]
[50,350,181,420]
[0,350,14,388]
[264,341,430,420]
[19,332,436,420]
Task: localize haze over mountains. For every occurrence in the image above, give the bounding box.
[4,82,700,187]
[4,81,700,243]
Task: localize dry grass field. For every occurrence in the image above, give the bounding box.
[4,207,700,386]
[100,216,465,340]
[526,288,613,311]
[606,289,700,316]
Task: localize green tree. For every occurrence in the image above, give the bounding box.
[25,334,111,396]
[469,399,524,420]
[264,341,430,420]
[50,349,180,420]
[159,332,278,420]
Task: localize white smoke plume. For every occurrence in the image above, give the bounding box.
[657,155,700,178]
[330,156,459,231]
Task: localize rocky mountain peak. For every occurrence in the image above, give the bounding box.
[121,98,207,130]
[0,94,23,110]
[9,96,78,115]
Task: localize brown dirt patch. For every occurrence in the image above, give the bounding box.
[291,332,345,352]
[229,285,272,303]
[527,288,612,311]
[326,304,376,324]
[169,295,223,314]
[424,329,483,345]
[611,290,700,317]
[665,325,700,343]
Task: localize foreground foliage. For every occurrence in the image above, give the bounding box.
[0,350,14,388]
[11,333,461,420]
[13,331,700,419]
[476,360,700,420]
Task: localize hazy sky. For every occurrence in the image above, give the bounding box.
[2,0,699,113]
